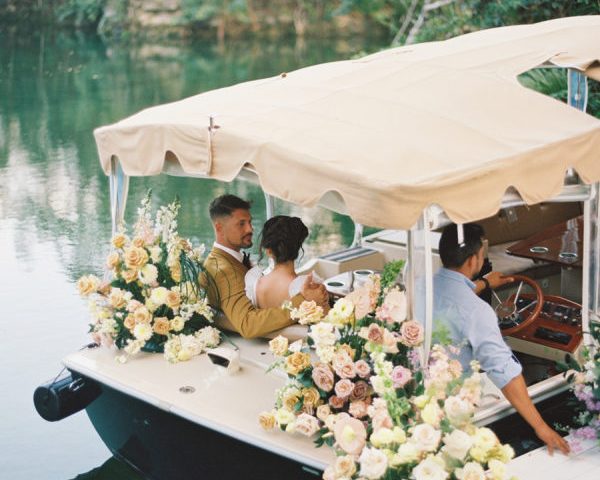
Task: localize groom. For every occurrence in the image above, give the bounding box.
[203,194,328,338]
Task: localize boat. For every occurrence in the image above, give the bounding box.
[34,16,600,479]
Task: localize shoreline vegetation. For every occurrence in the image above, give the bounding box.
[1,1,598,118]
[1,1,598,44]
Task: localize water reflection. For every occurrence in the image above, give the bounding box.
[0,27,386,478]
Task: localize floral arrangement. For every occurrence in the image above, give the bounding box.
[561,320,600,446]
[260,262,516,480]
[77,193,221,363]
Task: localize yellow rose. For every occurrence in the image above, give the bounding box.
[153,317,170,336]
[112,233,128,249]
[133,306,152,324]
[77,275,100,296]
[282,390,301,412]
[170,262,182,282]
[302,388,321,407]
[166,290,181,309]
[124,246,149,269]
[285,352,311,376]
[106,252,120,270]
[258,411,276,430]
[177,348,193,362]
[268,335,289,356]
[121,269,138,284]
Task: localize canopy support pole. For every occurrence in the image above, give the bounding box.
[264,193,275,219]
[109,156,129,237]
[423,209,434,361]
[583,183,600,345]
[351,223,364,247]
[566,70,589,183]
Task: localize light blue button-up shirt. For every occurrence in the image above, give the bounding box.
[432,268,522,389]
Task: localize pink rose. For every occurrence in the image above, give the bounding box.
[312,363,335,392]
[346,286,375,320]
[391,366,412,388]
[400,320,424,347]
[335,379,355,399]
[354,360,371,379]
[372,411,393,432]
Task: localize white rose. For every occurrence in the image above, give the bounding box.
[421,401,443,427]
[411,424,441,452]
[170,316,185,332]
[392,442,419,465]
[472,427,498,451]
[358,447,388,480]
[275,408,296,426]
[412,455,448,480]
[149,246,162,263]
[487,459,507,480]
[444,395,474,427]
[195,326,221,348]
[455,462,485,480]
[442,429,472,460]
[133,323,153,341]
[150,286,169,305]
[370,428,394,447]
[139,264,158,285]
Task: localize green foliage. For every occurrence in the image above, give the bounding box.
[56,0,105,26]
[380,259,406,290]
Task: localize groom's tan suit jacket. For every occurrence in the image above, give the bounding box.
[203,247,303,338]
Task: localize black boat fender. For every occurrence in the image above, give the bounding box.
[34,371,101,422]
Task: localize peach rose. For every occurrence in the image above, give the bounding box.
[166,290,181,310]
[367,323,384,343]
[124,246,148,269]
[121,269,138,284]
[153,317,170,336]
[258,411,276,430]
[133,306,152,324]
[170,262,182,282]
[316,404,331,421]
[106,252,120,270]
[312,363,335,392]
[329,395,346,409]
[123,314,135,331]
[400,320,424,347]
[107,288,125,309]
[349,400,369,419]
[111,233,128,249]
[285,352,311,376]
[291,300,324,325]
[132,237,145,248]
[77,275,99,296]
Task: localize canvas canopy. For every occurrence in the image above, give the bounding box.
[94,16,600,230]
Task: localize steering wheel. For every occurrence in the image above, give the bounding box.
[492,274,543,336]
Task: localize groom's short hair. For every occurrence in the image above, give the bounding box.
[209,194,251,220]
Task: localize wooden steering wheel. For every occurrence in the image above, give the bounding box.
[493,274,544,336]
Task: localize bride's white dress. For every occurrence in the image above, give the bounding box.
[244,266,321,307]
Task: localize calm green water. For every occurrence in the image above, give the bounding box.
[0,27,387,478]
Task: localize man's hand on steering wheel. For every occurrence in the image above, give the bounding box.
[475,271,514,294]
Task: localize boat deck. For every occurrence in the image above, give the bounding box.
[508,436,600,479]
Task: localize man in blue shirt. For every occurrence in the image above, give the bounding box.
[434,223,569,455]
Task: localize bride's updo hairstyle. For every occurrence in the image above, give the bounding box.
[259,216,309,264]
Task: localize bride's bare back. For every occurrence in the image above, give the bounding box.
[255,268,297,309]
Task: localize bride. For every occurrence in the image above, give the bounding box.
[245,215,328,310]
